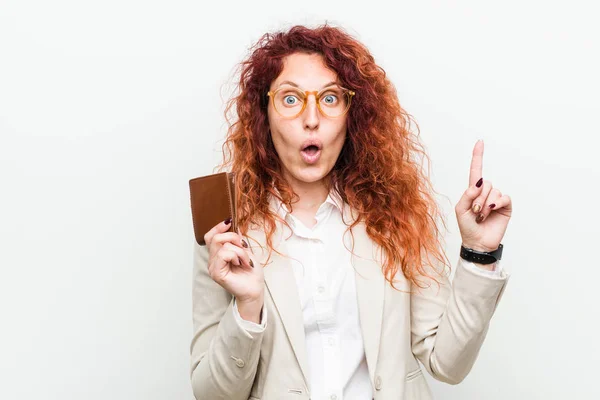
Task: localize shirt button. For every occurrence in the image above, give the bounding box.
[328,337,335,346]
[375,375,382,390]
[317,286,325,294]
[330,395,338,400]
[235,359,245,368]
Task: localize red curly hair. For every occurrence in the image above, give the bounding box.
[215,23,451,290]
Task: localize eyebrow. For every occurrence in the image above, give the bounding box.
[277,80,339,90]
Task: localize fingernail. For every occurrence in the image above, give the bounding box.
[476,213,484,223]
[476,178,483,188]
[242,239,248,248]
[224,217,232,225]
[249,259,254,268]
[489,203,496,209]
[472,203,481,213]
[238,257,242,265]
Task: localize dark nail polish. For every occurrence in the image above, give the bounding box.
[489,203,496,209]
[476,178,483,188]
[476,213,484,223]
[238,257,242,265]
[249,260,254,268]
[242,240,248,248]
[224,217,232,225]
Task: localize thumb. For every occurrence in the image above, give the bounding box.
[205,217,234,246]
[219,217,234,233]
[456,177,484,214]
[206,217,231,238]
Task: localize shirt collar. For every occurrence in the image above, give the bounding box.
[269,186,345,220]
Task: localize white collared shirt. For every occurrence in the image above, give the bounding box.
[233,189,502,400]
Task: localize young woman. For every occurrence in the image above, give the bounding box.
[190,23,512,400]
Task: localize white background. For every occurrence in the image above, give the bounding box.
[1,0,599,399]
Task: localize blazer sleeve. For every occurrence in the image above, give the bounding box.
[410,255,510,385]
[189,242,265,400]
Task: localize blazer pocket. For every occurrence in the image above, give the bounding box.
[406,367,424,382]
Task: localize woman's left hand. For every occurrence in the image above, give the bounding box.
[455,140,513,253]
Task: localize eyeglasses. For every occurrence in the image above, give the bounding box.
[267,84,355,119]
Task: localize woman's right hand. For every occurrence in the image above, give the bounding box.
[204,218,265,306]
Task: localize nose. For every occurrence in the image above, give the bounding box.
[302,92,320,129]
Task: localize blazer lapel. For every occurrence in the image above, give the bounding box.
[245,221,310,387]
[342,202,385,388]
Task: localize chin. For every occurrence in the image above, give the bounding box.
[291,165,331,184]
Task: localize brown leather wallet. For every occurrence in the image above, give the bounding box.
[189,172,237,246]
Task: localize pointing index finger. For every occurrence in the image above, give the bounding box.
[469,139,484,187]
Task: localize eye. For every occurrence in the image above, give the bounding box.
[321,93,338,105]
[283,95,299,105]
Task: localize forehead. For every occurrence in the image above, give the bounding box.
[271,52,339,89]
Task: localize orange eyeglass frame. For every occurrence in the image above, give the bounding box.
[267,86,356,119]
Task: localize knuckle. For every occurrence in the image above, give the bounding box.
[217,247,228,260]
[223,242,237,252]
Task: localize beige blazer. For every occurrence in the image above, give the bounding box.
[190,202,510,400]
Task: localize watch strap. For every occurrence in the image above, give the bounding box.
[460,243,503,265]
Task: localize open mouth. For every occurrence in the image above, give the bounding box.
[300,145,322,164]
[302,145,320,155]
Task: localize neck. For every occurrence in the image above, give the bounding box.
[284,173,329,213]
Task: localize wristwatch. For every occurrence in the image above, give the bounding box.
[460,243,503,265]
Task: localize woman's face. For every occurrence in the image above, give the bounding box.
[267,52,348,189]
